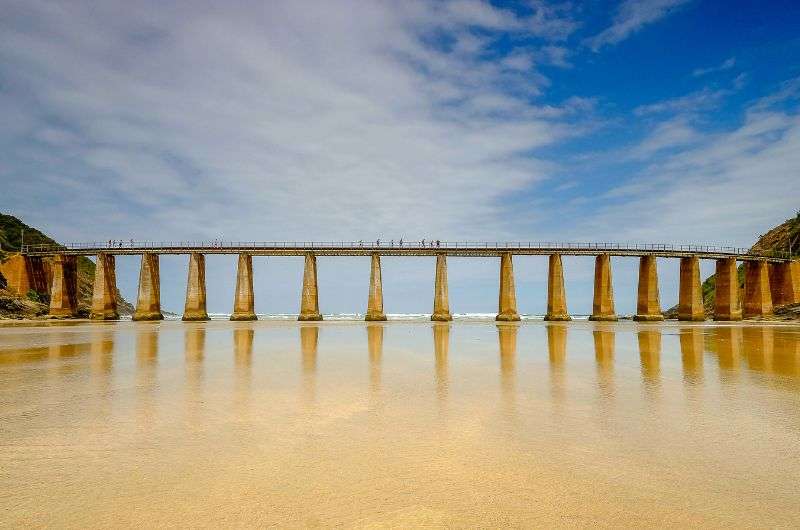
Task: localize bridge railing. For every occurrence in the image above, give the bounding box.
[19,240,792,259]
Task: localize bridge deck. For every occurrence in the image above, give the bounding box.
[20,242,792,262]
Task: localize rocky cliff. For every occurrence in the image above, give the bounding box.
[0,213,134,319]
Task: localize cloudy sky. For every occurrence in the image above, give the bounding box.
[1,0,799,315]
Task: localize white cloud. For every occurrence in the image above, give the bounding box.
[0,0,585,244]
[692,56,736,77]
[587,0,691,51]
[634,87,728,116]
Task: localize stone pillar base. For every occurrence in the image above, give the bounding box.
[230,312,258,321]
[714,313,742,322]
[544,313,571,321]
[588,315,618,322]
[677,313,705,322]
[182,311,209,322]
[49,309,78,319]
[298,313,323,321]
[633,314,665,322]
[431,312,452,322]
[496,312,521,322]
[132,311,164,322]
[91,309,120,321]
[365,312,387,321]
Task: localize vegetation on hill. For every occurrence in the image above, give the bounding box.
[0,213,134,318]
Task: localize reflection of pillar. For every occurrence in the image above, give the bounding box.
[132,254,163,321]
[183,253,209,321]
[91,253,119,320]
[593,330,615,395]
[185,327,206,362]
[679,327,704,379]
[497,324,517,396]
[433,324,450,400]
[231,254,257,321]
[135,326,158,427]
[678,256,705,321]
[547,324,567,405]
[496,253,520,321]
[234,328,254,365]
[743,327,774,373]
[298,254,322,321]
[300,325,319,405]
[743,261,773,318]
[547,325,567,364]
[367,324,383,392]
[90,329,114,375]
[768,261,800,306]
[365,255,387,321]
[589,254,616,321]
[638,329,661,384]
[544,254,570,321]
[300,325,319,374]
[634,255,663,321]
[773,331,800,377]
[233,327,253,408]
[714,258,741,321]
[431,254,452,322]
[715,327,742,372]
[49,254,78,317]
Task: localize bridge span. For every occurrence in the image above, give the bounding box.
[3,241,797,323]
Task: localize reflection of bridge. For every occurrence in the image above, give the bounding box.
[4,241,798,322]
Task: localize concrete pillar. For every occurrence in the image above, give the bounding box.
[365,254,387,321]
[769,261,800,306]
[713,257,741,321]
[183,253,209,321]
[634,255,663,321]
[589,254,616,321]
[544,254,570,321]
[231,253,257,321]
[496,252,520,322]
[678,256,705,321]
[90,253,119,320]
[49,254,78,317]
[298,253,322,321]
[431,254,452,322]
[0,254,48,296]
[743,260,772,318]
[132,254,163,321]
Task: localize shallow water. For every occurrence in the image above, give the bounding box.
[1,320,799,528]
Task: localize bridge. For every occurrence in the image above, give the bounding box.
[4,241,798,323]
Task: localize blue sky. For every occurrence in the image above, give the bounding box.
[1,0,799,315]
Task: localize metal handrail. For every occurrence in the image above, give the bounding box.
[19,240,791,259]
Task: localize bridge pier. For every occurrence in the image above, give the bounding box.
[132,254,163,321]
[678,256,705,321]
[714,257,741,321]
[365,254,387,321]
[768,261,800,306]
[298,253,322,321]
[0,254,48,297]
[544,254,570,321]
[183,253,209,321]
[743,260,772,318]
[634,255,663,321]
[589,254,616,321]
[496,252,520,321]
[431,254,452,321]
[90,253,119,320]
[231,253,257,321]
[49,254,78,318]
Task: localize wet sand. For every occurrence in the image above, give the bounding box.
[1,320,799,527]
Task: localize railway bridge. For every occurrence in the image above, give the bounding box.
[7,241,799,322]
